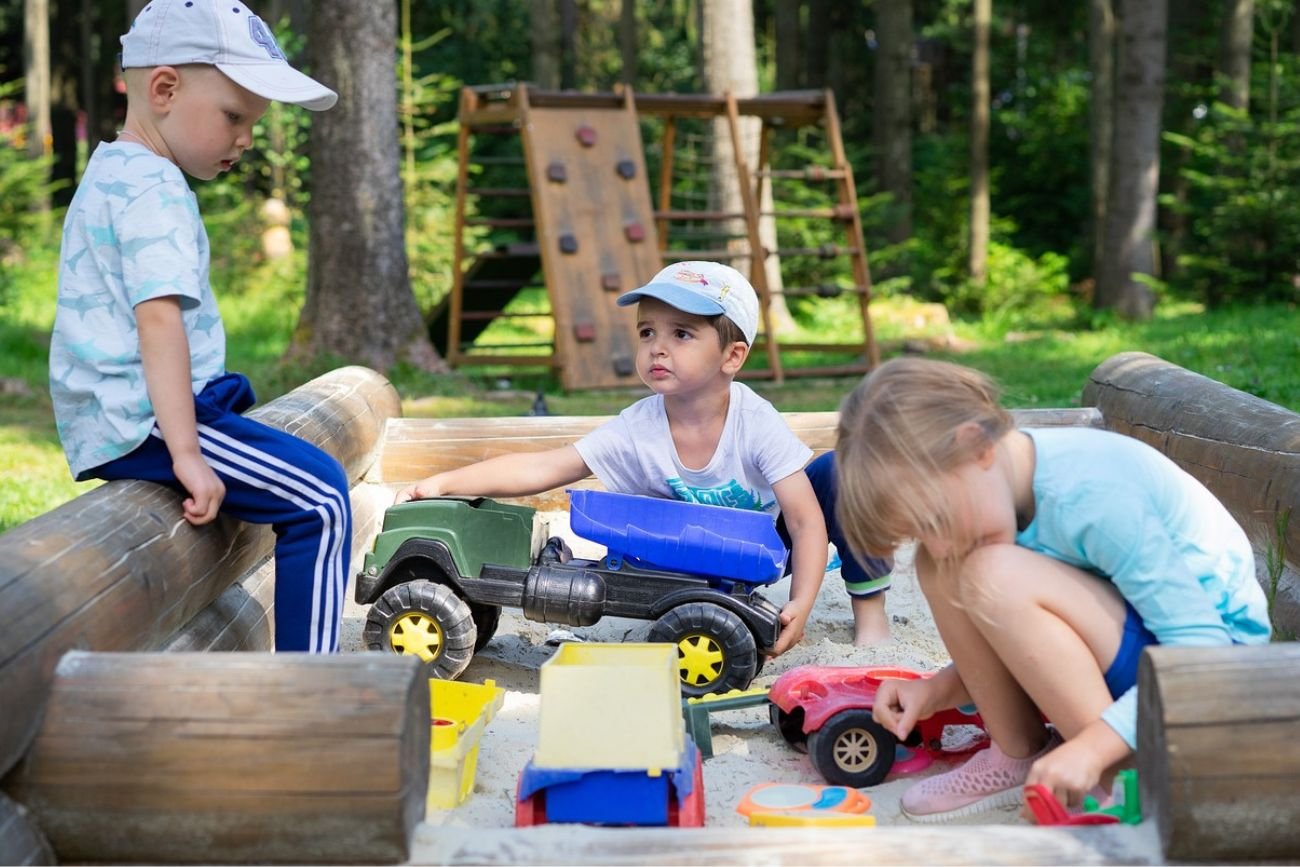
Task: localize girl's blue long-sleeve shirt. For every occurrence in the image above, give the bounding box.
[1016,427,1271,748]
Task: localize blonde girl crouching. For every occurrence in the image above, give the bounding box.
[834,357,1270,822]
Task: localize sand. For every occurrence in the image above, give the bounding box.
[338,510,1041,833]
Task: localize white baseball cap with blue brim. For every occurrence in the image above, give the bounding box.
[120,0,337,111]
[617,261,759,345]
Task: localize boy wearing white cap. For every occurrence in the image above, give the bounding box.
[50,1,348,652]
[398,261,831,655]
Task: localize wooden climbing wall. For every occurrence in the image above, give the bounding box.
[519,91,662,389]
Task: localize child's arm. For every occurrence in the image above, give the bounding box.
[136,297,225,525]
[872,663,970,739]
[768,470,829,655]
[395,445,592,503]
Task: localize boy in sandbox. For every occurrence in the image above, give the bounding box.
[398,260,894,651]
[49,0,349,652]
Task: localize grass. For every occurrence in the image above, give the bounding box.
[3,241,1298,533]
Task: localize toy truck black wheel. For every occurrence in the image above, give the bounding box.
[807,709,897,787]
[648,601,758,697]
[363,580,476,679]
[468,602,501,652]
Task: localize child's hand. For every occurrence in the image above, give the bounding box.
[872,676,935,740]
[1023,729,1112,815]
[394,476,443,504]
[173,453,225,525]
[769,599,812,656]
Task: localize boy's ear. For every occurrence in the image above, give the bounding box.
[721,340,750,375]
[147,66,182,111]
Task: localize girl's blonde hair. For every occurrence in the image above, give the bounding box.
[835,357,1013,561]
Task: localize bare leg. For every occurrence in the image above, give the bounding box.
[851,593,892,645]
[957,543,1127,740]
[915,544,1050,758]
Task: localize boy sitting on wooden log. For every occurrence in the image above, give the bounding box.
[48,0,349,652]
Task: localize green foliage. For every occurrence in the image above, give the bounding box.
[1165,101,1300,306]
[0,85,63,305]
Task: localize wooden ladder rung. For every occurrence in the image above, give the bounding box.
[465,217,535,228]
[762,205,855,220]
[774,285,871,298]
[660,248,749,261]
[769,245,860,259]
[653,210,747,222]
[472,244,541,259]
[460,310,551,321]
[463,279,537,290]
[754,167,847,180]
[466,187,531,198]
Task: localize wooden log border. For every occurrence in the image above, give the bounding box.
[0,366,401,779]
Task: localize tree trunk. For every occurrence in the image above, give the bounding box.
[873,0,914,247]
[1089,0,1115,282]
[23,0,51,191]
[531,0,561,90]
[49,0,79,206]
[1095,0,1168,319]
[559,0,577,89]
[701,0,796,334]
[297,0,444,372]
[1219,0,1254,111]
[805,0,830,88]
[619,0,638,86]
[775,0,801,90]
[968,0,991,284]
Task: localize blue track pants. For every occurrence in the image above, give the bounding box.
[91,373,352,652]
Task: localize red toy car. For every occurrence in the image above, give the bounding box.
[768,665,990,787]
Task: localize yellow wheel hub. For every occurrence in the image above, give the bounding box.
[389,611,443,662]
[832,728,878,773]
[676,633,724,687]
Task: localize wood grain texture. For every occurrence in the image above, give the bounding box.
[1137,644,1300,862]
[6,652,428,865]
[414,822,1161,865]
[374,407,1104,510]
[0,366,400,778]
[1083,351,1300,573]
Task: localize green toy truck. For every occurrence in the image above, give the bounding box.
[355,491,790,696]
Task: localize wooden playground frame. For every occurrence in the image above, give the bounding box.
[443,84,881,388]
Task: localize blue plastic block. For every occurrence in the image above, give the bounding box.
[544,769,670,825]
[567,489,786,585]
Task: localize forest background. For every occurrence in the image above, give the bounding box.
[1,0,1298,532]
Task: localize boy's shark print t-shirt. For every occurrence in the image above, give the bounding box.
[50,141,225,479]
[574,381,812,517]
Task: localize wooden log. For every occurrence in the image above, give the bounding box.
[0,366,401,778]
[163,481,392,653]
[373,407,1103,509]
[5,651,429,865]
[416,823,1162,865]
[1137,644,1300,862]
[0,792,54,866]
[1082,351,1300,575]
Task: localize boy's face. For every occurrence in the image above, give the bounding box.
[634,298,747,396]
[156,66,270,181]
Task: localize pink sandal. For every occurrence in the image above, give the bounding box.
[901,729,1063,823]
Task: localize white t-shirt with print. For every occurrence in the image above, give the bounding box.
[50,141,225,479]
[574,382,812,517]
